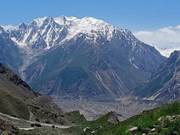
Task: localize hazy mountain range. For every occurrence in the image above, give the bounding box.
[0,15,179,102]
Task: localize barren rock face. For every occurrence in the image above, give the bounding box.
[135,51,180,102]
[107,112,119,124]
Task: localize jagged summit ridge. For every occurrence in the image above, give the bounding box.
[2,15,135,50]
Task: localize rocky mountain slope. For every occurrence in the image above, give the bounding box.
[0,62,38,100]
[0,27,23,74]
[135,51,180,102]
[1,15,166,100]
[0,62,85,125]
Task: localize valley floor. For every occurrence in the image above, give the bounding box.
[53,97,156,121]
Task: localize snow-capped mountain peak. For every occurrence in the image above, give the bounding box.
[1,25,16,31]
[55,16,120,42]
[54,15,70,25]
[1,15,137,52]
[154,46,180,57]
[32,16,54,28]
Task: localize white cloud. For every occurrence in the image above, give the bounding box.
[156,47,180,57]
[175,25,180,29]
[133,25,180,48]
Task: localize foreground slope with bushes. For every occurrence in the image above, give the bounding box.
[18,102,180,135]
[83,102,180,135]
[0,62,85,126]
[0,62,179,135]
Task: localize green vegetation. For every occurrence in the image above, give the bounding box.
[0,90,30,120]
[56,102,180,135]
[64,111,87,125]
[0,119,19,135]
[91,102,180,135]
[63,111,113,135]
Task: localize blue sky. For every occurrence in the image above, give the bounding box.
[1,0,180,31]
[1,0,180,49]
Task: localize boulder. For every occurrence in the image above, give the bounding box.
[107,112,119,124]
[83,127,90,132]
[129,127,138,133]
[150,128,155,132]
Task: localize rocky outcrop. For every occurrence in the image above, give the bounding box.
[107,112,119,124]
